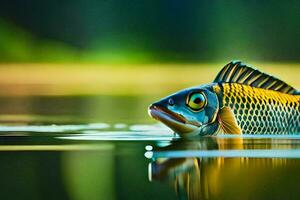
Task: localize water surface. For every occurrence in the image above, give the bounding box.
[1,95,300,200]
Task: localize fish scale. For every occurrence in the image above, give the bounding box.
[220,83,300,134]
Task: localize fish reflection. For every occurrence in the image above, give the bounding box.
[147,137,300,200]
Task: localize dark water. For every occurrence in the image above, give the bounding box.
[1,95,300,200]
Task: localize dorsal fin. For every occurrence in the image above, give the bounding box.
[213,61,297,94]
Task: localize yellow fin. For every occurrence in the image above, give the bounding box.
[217,107,242,134]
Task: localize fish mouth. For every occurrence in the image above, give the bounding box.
[148,105,201,135]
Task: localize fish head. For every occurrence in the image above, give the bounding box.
[148,84,220,137]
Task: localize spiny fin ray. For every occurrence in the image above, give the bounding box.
[213,61,297,94]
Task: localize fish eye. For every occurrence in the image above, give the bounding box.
[186,92,207,111]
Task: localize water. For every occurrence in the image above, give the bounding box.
[1,95,300,200]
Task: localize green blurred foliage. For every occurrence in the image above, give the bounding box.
[0,19,79,62]
[0,0,299,63]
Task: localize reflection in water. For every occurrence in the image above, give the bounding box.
[62,149,116,200]
[147,137,300,200]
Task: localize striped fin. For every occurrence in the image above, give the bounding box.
[213,61,297,94]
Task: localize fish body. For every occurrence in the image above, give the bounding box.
[218,83,300,134]
[148,61,300,136]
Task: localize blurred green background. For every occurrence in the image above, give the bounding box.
[0,2,299,200]
[0,0,299,64]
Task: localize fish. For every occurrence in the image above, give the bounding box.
[148,61,300,137]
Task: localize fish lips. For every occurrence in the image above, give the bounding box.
[148,105,201,135]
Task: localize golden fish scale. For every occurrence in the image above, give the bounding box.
[222,83,300,134]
